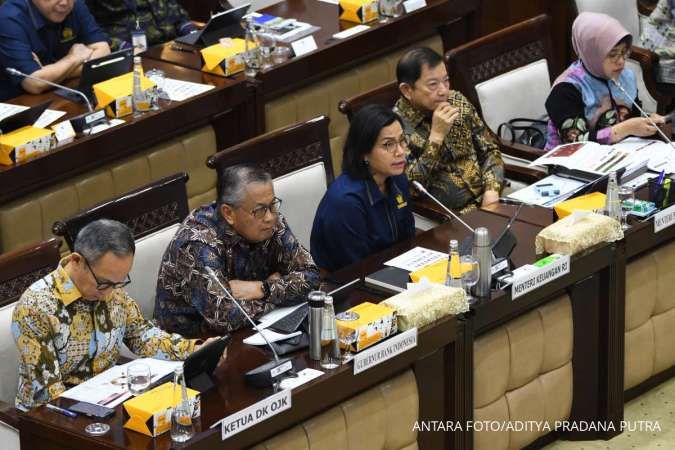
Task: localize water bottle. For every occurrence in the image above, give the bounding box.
[320,296,340,369]
[132,56,149,116]
[243,18,261,78]
[171,367,195,443]
[445,239,463,288]
[307,291,325,361]
[605,171,621,222]
[472,227,492,298]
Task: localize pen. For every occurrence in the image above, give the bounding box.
[98,390,126,406]
[171,45,194,53]
[46,403,78,418]
[656,169,666,186]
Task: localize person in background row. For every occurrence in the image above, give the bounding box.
[544,12,665,150]
[155,164,320,337]
[310,104,415,272]
[394,47,504,215]
[0,0,110,100]
[85,0,197,51]
[12,219,224,410]
[640,0,675,84]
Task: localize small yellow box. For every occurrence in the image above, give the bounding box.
[554,192,606,220]
[339,0,379,23]
[201,38,252,76]
[0,126,53,165]
[123,382,200,437]
[336,302,397,352]
[93,71,154,118]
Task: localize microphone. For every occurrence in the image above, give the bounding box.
[7,67,93,112]
[499,197,525,206]
[411,181,475,233]
[205,267,293,388]
[611,78,675,149]
[6,67,107,133]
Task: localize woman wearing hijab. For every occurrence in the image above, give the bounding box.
[544,12,666,149]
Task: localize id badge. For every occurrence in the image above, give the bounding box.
[131,30,147,54]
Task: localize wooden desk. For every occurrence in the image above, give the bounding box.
[145,0,474,101]
[18,286,463,450]
[0,60,256,205]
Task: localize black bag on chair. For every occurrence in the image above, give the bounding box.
[497,117,548,149]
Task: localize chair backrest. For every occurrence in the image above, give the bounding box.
[574,0,641,40]
[0,238,61,405]
[445,14,556,137]
[207,116,334,249]
[52,172,190,251]
[338,81,400,120]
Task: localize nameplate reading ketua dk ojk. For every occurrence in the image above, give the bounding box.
[214,389,291,440]
[654,203,675,233]
[353,328,417,375]
[510,254,570,300]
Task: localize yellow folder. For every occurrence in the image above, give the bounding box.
[554,192,607,220]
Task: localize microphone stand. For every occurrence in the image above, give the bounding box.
[205,267,294,387]
[7,67,94,112]
[411,180,475,233]
[611,78,675,149]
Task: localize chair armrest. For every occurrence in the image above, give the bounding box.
[498,138,546,161]
[630,46,673,114]
[0,400,20,429]
[410,198,450,223]
[504,163,546,184]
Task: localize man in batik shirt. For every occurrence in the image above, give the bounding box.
[85,0,197,51]
[394,47,504,214]
[154,164,320,337]
[12,219,221,410]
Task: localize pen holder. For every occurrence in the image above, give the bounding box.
[648,177,675,209]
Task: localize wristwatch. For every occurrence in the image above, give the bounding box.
[261,280,271,299]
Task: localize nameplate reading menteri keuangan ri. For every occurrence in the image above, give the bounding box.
[511,254,570,300]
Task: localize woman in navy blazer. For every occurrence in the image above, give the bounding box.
[310,104,415,272]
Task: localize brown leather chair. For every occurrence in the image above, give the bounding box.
[207,116,335,249]
[52,172,190,251]
[0,237,62,450]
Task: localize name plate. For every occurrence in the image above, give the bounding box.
[511,254,570,300]
[403,0,426,13]
[353,328,417,375]
[291,35,318,57]
[217,389,291,440]
[654,204,675,233]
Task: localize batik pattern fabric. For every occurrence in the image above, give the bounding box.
[85,0,195,50]
[11,260,195,409]
[640,0,675,83]
[544,60,639,150]
[154,202,320,337]
[394,91,504,215]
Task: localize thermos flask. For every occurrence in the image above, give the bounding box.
[307,291,325,360]
[472,227,492,298]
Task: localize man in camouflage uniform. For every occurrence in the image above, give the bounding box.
[85,0,196,50]
[394,47,504,214]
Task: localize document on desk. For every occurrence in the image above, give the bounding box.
[162,78,215,102]
[59,358,181,407]
[243,328,302,346]
[333,25,370,39]
[507,174,586,207]
[256,303,306,330]
[383,246,447,272]
[0,102,28,121]
[0,102,66,128]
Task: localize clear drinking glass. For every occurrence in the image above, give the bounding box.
[618,185,635,230]
[336,311,359,363]
[145,68,171,110]
[256,26,277,70]
[127,363,151,395]
[460,255,480,304]
[378,0,402,23]
[171,403,195,443]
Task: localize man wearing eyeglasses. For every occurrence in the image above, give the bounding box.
[154,164,320,337]
[11,219,224,410]
[394,47,504,214]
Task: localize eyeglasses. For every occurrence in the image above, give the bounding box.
[381,135,410,154]
[245,197,282,220]
[607,48,631,62]
[83,256,131,290]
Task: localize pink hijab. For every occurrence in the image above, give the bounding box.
[572,12,633,79]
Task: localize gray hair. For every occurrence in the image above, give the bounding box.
[217,164,272,208]
[73,219,135,263]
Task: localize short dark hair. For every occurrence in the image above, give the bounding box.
[73,219,135,264]
[342,104,403,179]
[217,164,272,208]
[396,47,443,86]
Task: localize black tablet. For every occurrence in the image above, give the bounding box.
[185,334,231,391]
[0,101,51,134]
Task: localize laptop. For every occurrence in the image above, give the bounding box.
[175,4,250,47]
[55,49,133,105]
[0,101,51,134]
